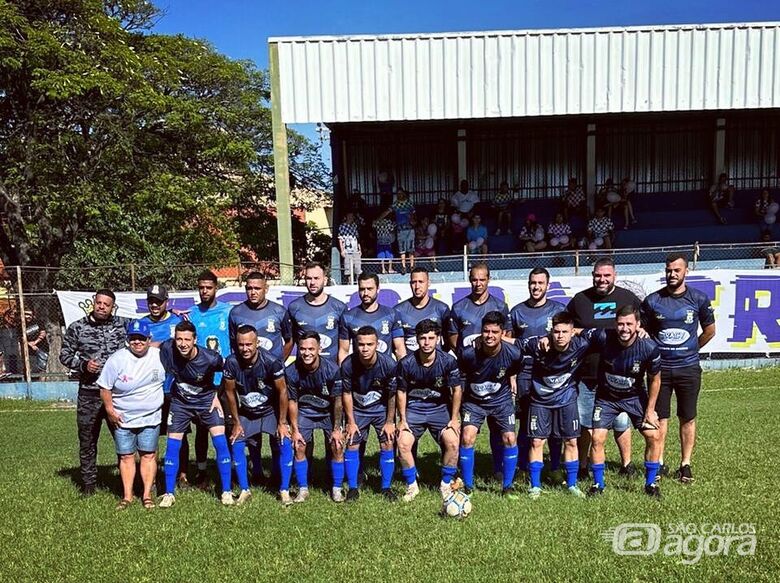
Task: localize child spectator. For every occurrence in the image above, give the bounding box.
[518,214,547,252]
[582,207,614,250]
[547,213,573,250]
[373,215,396,274]
[414,216,437,261]
[466,214,488,254]
[755,189,778,236]
[493,180,513,235]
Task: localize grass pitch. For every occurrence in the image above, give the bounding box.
[1,368,778,582]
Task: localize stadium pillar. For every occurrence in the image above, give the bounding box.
[269,42,295,284]
[714,117,727,181]
[457,129,467,182]
[586,123,597,213]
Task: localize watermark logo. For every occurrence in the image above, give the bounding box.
[603,523,756,564]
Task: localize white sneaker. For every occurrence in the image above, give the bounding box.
[528,487,542,500]
[439,480,453,500]
[158,493,175,508]
[280,490,293,506]
[221,491,235,506]
[402,481,420,502]
[331,487,345,503]
[568,485,586,499]
[236,489,252,505]
[294,488,309,503]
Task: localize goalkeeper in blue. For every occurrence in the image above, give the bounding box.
[396,319,463,502]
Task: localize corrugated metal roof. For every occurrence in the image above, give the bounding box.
[271,22,780,124]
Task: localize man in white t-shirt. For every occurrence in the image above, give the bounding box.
[98,319,165,510]
[451,179,480,215]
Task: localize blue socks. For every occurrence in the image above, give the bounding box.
[379,449,395,489]
[294,457,309,489]
[163,437,183,494]
[459,446,475,488]
[645,461,660,487]
[592,462,606,489]
[502,445,519,489]
[564,460,579,488]
[231,439,249,491]
[489,430,503,474]
[441,465,457,485]
[331,459,345,489]
[345,449,360,489]
[402,466,417,486]
[548,437,563,471]
[212,434,232,494]
[529,460,544,488]
[278,437,293,491]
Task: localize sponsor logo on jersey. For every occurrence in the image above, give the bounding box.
[542,372,572,390]
[405,336,419,351]
[318,334,332,350]
[377,339,388,353]
[658,328,691,346]
[257,336,273,351]
[463,333,480,347]
[470,381,501,397]
[409,388,441,400]
[605,373,634,390]
[355,390,381,407]
[241,391,268,409]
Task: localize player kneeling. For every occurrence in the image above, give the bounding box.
[396,320,463,502]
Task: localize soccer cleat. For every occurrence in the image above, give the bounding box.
[577,468,589,482]
[382,488,398,502]
[236,489,252,506]
[501,486,520,500]
[402,481,420,503]
[676,464,694,484]
[659,464,670,477]
[221,491,235,506]
[439,481,453,500]
[294,488,310,503]
[345,488,360,503]
[644,483,662,498]
[279,490,293,506]
[528,487,543,500]
[587,484,605,497]
[618,462,638,478]
[158,493,176,508]
[567,485,586,498]
[331,487,345,503]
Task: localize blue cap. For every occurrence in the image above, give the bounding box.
[126,319,151,339]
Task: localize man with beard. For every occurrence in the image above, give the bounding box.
[395,267,451,353]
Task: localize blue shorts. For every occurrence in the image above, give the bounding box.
[168,399,224,434]
[377,244,393,259]
[462,399,516,434]
[298,413,334,443]
[397,228,415,255]
[577,381,631,431]
[114,424,161,455]
[528,401,580,440]
[238,412,278,446]
[351,410,390,446]
[592,394,648,430]
[406,405,451,441]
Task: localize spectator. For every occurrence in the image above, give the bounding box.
[433,198,451,255]
[466,214,488,254]
[24,308,49,375]
[414,216,437,261]
[337,211,362,283]
[450,179,479,216]
[0,307,20,379]
[583,207,614,250]
[450,212,469,252]
[373,214,396,274]
[493,180,513,235]
[547,213,573,250]
[597,178,621,215]
[755,189,778,236]
[760,233,780,268]
[518,214,547,253]
[391,187,417,274]
[617,177,638,229]
[709,172,735,224]
[377,169,395,208]
[561,177,587,220]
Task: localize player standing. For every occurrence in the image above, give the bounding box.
[395,267,451,352]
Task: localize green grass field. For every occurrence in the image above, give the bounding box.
[1,368,779,582]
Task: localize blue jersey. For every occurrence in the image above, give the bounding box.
[340,352,397,416]
[285,357,342,419]
[395,297,451,351]
[339,304,403,356]
[396,349,461,411]
[458,343,523,407]
[287,295,347,363]
[222,350,285,417]
[509,299,566,377]
[448,294,510,350]
[228,300,292,361]
[160,340,223,408]
[188,301,232,384]
[139,312,183,342]
[642,286,715,369]
[518,330,597,408]
[592,330,662,400]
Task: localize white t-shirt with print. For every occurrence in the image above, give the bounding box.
[97,346,165,428]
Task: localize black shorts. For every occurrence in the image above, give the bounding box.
[657,365,702,420]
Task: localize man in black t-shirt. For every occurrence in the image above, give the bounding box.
[567,257,643,481]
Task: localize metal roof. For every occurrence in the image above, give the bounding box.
[270,22,780,124]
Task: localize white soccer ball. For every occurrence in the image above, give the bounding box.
[765,213,777,225]
[768,202,779,215]
[559,235,570,245]
[427,223,438,236]
[550,237,560,247]
[606,192,621,203]
[442,490,472,518]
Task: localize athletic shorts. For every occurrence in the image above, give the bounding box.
[592,394,648,430]
[114,424,160,455]
[237,412,279,446]
[168,399,224,434]
[298,413,334,444]
[528,400,580,440]
[461,399,516,434]
[405,405,451,441]
[397,228,415,254]
[351,410,390,446]
[577,380,631,432]
[657,365,702,420]
[377,244,393,259]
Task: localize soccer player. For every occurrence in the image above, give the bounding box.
[566,257,641,479]
[228,271,293,361]
[448,263,510,479]
[338,273,405,363]
[458,311,523,495]
[223,325,293,505]
[642,253,715,483]
[395,267,451,353]
[588,306,664,497]
[341,326,398,501]
[139,285,182,342]
[287,262,347,364]
[508,268,566,474]
[158,321,233,507]
[286,332,345,502]
[396,320,462,502]
[518,312,598,498]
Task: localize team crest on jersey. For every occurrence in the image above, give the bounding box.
[632,362,641,374]
[267,319,276,333]
[256,380,266,391]
[434,377,443,388]
[326,316,336,330]
[381,320,390,335]
[195,374,204,382]
[321,384,329,396]
[570,358,578,369]
[685,310,695,324]
[372,379,382,388]
[497,368,506,379]
[546,318,553,332]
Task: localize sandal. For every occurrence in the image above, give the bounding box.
[116,498,133,511]
[142,497,156,510]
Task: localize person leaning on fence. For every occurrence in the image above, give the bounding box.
[23,307,49,375]
[338,211,362,283]
[98,319,165,510]
[60,289,130,496]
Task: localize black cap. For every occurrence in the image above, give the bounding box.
[146,285,168,301]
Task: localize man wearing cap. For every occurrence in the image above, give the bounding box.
[139,285,183,343]
[98,320,166,509]
[60,289,131,496]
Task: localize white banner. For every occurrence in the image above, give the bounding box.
[55,269,780,354]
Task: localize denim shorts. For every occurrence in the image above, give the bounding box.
[114,425,161,455]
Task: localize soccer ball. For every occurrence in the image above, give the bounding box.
[442,490,472,518]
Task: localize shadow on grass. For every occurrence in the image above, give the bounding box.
[57,464,122,495]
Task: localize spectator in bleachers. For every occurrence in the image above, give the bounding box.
[466,214,488,254]
[450,212,469,252]
[561,177,587,221]
[450,179,479,216]
[518,214,547,253]
[414,216,437,262]
[493,180,513,235]
[583,207,614,250]
[547,212,573,250]
[597,178,621,215]
[709,172,735,224]
[373,214,396,274]
[433,198,451,255]
[618,177,638,229]
[760,233,780,268]
[392,187,417,274]
[755,188,778,236]
[337,211,362,283]
[377,168,395,208]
